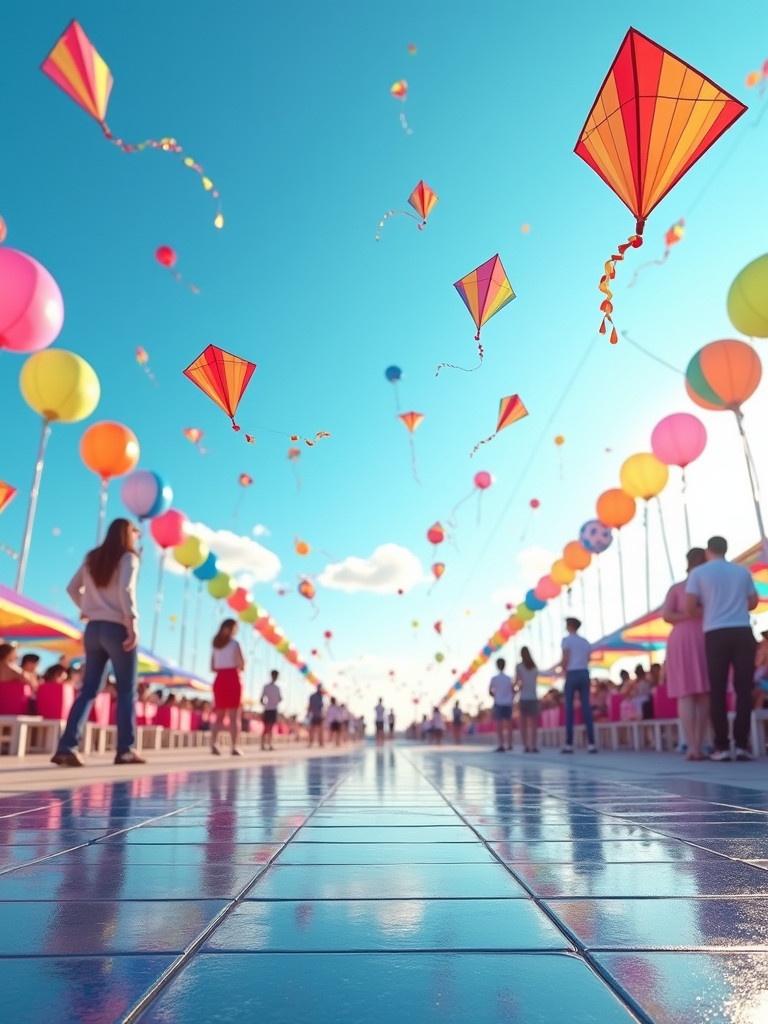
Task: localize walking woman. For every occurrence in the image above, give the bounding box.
[52,518,144,766]
[515,646,540,752]
[210,618,244,755]
[662,547,710,760]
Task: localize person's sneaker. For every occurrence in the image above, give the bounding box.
[50,751,84,767]
[587,745,598,754]
[561,745,574,754]
[211,746,221,756]
[114,750,147,765]
[709,749,732,762]
[231,748,243,756]
[494,746,505,752]
[532,748,540,753]
[734,748,753,761]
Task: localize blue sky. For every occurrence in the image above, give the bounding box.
[2,0,768,723]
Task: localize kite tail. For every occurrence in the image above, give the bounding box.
[408,435,421,485]
[627,250,670,289]
[435,342,484,376]
[289,432,332,447]
[598,233,643,344]
[399,112,413,135]
[469,434,495,458]
[375,209,421,241]
[168,268,200,294]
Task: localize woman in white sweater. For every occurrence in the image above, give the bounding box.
[52,518,144,767]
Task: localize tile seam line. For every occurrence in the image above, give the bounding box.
[118,753,365,1024]
[401,750,654,1024]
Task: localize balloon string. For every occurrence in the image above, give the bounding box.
[375,209,421,241]
[598,234,643,344]
[167,267,200,294]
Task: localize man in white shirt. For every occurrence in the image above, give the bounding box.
[260,670,282,751]
[560,617,597,754]
[685,535,758,761]
[374,698,386,745]
[489,658,514,752]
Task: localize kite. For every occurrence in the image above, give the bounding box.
[390,80,412,134]
[155,246,199,293]
[434,621,442,635]
[375,180,439,240]
[298,578,318,617]
[288,447,302,490]
[746,59,768,91]
[135,346,158,385]
[398,411,424,483]
[0,481,17,515]
[407,43,418,56]
[439,255,515,374]
[575,27,747,344]
[628,220,686,287]
[427,561,445,595]
[41,20,224,229]
[471,393,528,456]
[182,427,207,454]
[0,217,6,244]
[183,345,257,439]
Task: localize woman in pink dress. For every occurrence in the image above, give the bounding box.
[662,548,709,760]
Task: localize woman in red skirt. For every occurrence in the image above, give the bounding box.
[210,618,245,756]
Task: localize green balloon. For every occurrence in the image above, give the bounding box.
[239,603,261,624]
[207,571,236,600]
[727,254,768,338]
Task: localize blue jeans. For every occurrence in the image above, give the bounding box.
[57,621,137,755]
[564,670,594,745]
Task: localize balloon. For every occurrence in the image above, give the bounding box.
[473,471,493,489]
[534,575,561,600]
[435,652,445,663]
[0,217,6,244]
[173,535,208,570]
[427,522,445,545]
[0,248,64,352]
[563,540,592,571]
[227,587,252,612]
[727,254,768,337]
[150,509,187,549]
[685,339,762,412]
[551,560,575,586]
[651,412,707,468]
[208,572,236,600]
[20,349,100,422]
[579,519,613,554]
[529,498,540,509]
[432,562,445,579]
[299,579,316,600]
[155,245,176,268]
[239,604,261,624]
[554,435,565,446]
[620,453,669,500]
[595,489,636,529]
[294,538,310,556]
[507,615,524,631]
[120,470,172,520]
[525,589,546,611]
[323,630,332,640]
[516,603,534,622]
[193,551,219,581]
[385,366,402,382]
[80,421,140,480]
[411,620,420,629]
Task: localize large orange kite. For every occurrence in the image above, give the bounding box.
[575,28,746,343]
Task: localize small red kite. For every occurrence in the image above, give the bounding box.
[375,180,439,240]
[471,394,528,456]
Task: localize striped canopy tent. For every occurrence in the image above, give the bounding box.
[0,584,82,654]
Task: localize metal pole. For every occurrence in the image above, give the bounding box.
[191,582,202,673]
[655,498,675,584]
[616,531,627,626]
[150,549,166,653]
[15,419,51,593]
[179,571,190,666]
[596,558,606,637]
[736,411,768,559]
[97,478,108,544]
[643,503,651,614]
[681,468,692,550]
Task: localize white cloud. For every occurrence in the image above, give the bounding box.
[162,522,281,580]
[318,543,427,594]
[252,524,270,537]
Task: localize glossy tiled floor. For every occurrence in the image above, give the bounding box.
[2,747,768,1023]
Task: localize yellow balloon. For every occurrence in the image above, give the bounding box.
[551,559,576,586]
[20,349,100,423]
[620,452,669,500]
[173,535,209,569]
[516,602,534,622]
[239,603,261,624]
[207,572,236,599]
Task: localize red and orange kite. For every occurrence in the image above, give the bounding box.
[628,219,686,288]
[398,411,425,484]
[0,481,17,516]
[375,180,439,240]
[438,255,515,374]
[471,394,529,457]
[183,345,257,439]
[41,20,224,228]
[575,28,746,344]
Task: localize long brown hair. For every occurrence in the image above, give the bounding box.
[85,519,138,588]
[213,618,237,649]
[520,646,536,670]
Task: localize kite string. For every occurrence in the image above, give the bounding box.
[375,209,421,241]
[619,330,685,376]
[435,341,484,376]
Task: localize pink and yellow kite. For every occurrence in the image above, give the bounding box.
[438,255,515,374]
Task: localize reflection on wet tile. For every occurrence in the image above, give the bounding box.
[490,840,720,864]
[650,823,768,840]
[551,898,768,949]
[95,825,295,844]
[0,955,174,1024]
[0,900,226,954]
[475,823,657,843]
[275,842,496,865]
[294,826,471,843]
[513,861,768,898]
[249,863,528,900]
[682,838,768,860]
[47,843,283,867]
[206,898,570,951]
[140,952,638,1023]
[597,951,768,1024]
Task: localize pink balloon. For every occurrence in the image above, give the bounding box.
[534,575,561,601]
[651,412,707,468]
[0,248,64,352]
[474,471,493,490]
[150,508,188,549]
[499,622,513,639]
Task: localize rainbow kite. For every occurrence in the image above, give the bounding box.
[471,394,528,456]
[438,255,515,374]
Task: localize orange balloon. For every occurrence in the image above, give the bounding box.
[596,488,636,529]
[619,453,669,500]
[295,538,310,556]
[80,421,140,480]
[507,615,524,632]
[685,339,762,412]
[551,559,575,586]
[563,540,592,571]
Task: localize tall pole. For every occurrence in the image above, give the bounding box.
[179,571,191,666]
[151,549,166,653]
[97,478,108,544]
[681,467,692,550]
[655,498,675,584]
[191,582,202,673]
[595,558,606,638]
[16,419,51,593]
[616,531,628,626]
[643,503,651,614]
[736,411,768,560]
